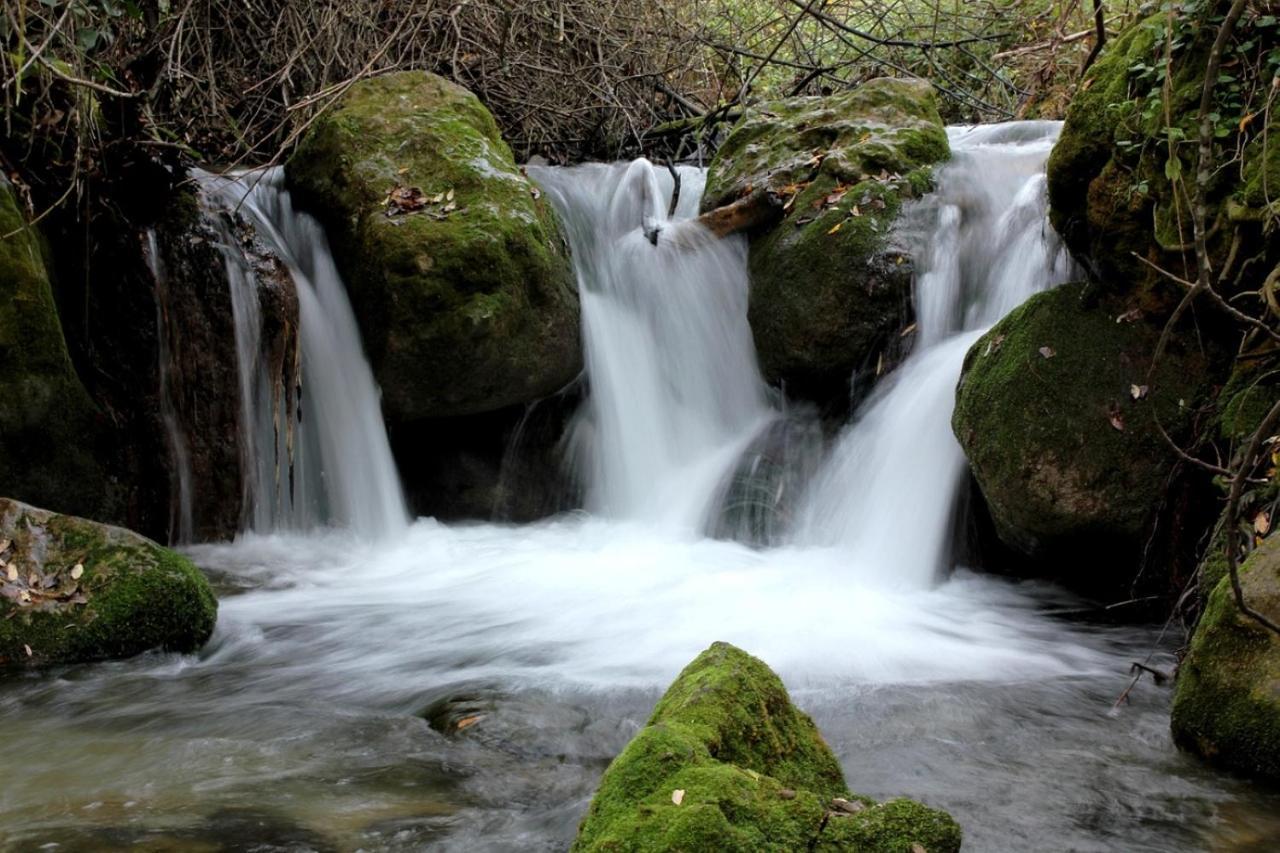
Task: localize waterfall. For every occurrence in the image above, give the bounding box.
[143,229,196,544]
[529,160,779,531]
[194,168,408,540]
[797,121,1076,586]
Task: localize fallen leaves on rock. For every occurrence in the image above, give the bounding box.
[983,333,1005,356]
[1130,384,1149,400]
[385,184,463,220]
[1255,511,1271,536]
[0,542,90,611]
[1108,405,1126,432]
[1038,346,1056,359]
[671,789,685,805]
[830,797,867,815]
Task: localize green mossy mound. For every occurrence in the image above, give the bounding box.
[1047,3,1276,307]
[952,281,1214,587]
[287,71,579,422]
[0,498,217,668]
[0,178,109,519]
[1172,534,1280,781]
[703,79,950,403]
[572,642,961,852]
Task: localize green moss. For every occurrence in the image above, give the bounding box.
[702,78,949,400]
[572,642,961,852]
[1171,534,1280,781]
[0,179,108,519]
[287,71,579,422]
[1216,359,1280,442]
[0,498,217,668]
[952,282,1213,578]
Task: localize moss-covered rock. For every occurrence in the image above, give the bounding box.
[0,498,217,668]
[703,78,950,403]
[0,178,111,520]
[1172,533,1280,781]
[952,281,1215,588]
[1047,3,1277,307]
[287,71,579,422]
[572,642,961,852]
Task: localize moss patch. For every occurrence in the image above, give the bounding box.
[0,178,108,518]
[0,498,217,668]
[952,281,1214,586]
[572,642,961,852]
[1172,534,1280,781]
[703,79,949,403]
[287,72,580,422]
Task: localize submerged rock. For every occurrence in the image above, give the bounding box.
[572,642,961,852]
[0,177,110,521]
[1172,534,1280,781]
[952,281,1215,590]
[287,71,580,423]
[702,78,950,405]
[0,498,217,668]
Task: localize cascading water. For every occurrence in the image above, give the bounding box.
[195,168,408,540]
[143,229,196,544]
[797,121,1076,586]
[529,161,780,530]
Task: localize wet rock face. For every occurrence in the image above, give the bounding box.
[1172,534,1280,782]
[286,71,581,424]
[0,177,112,523]
[572,641,962,852]
[703,78,950,407]
[0,498,217,668]
[951,281,1216,592]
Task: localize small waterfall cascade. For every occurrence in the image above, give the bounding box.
[798,121,1076,586]
[194,167,408,540]
[529,160,778,530]
[143,229,195,544]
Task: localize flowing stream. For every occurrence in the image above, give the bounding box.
[2,127,1279,852]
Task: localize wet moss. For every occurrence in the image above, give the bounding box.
[287,72,580,422]
[572,642,961,852]
[0,498,217,668]
[952,282,1214,584]
[703,79,949,403]
[1171,534,1280,781]
[0,179,108,519]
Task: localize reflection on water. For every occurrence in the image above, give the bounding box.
[1,519,1278,851]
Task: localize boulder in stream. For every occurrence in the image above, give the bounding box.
[572,641,961,852]
[287,71,580,423]
[702,78,950,406]
[1172,534,1280,781]
[0,498,217,668]
[952,281,1216,591]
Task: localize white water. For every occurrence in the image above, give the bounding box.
[195,168,408,540]
[143,229,196,544]
[529,161,778,531]
[798,122,1076,586]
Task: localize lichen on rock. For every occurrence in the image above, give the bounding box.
[0,498,217,668]
[952,281,1215,589]
[572,641,961,852]
[702,78,950,405]
[286,71,580,423]
[1171,533,1280,781]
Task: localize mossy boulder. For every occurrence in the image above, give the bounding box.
[572,642,961,852]
[1172,533,1280,781]
[952,281,1215,588]
[0,178,110,519]
[1047,3,1277,307]
[0,498,217,668]
[287,71,579,422]
[703,78,950,404]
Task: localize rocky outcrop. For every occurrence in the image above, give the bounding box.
[287,71,580,423]
[952,281,1216,591]
[702,78,950,405]
[0,178,112,523]
[572,642,961,852]
[0,498,217,668]
[1172,534,1280,781]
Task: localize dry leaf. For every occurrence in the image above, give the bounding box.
[1130,384,1148,400]
[23,644,32,657]
[0,538,10,553]
[455,714,483,731]
[671,789,685,805]
[827,221,843,235]
[6,563,16,582]
[1109,411,1126,431]
[1038,346,1055,359]
[1115,308,1143,324]
[445,188,455,202]
[984,334,1005,356]
[1255,512,1272,536]
[910,845,928,853]
[899,322,918,338]
[71,564,84,580]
